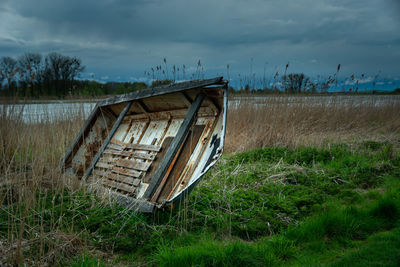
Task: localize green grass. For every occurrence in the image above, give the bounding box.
[69,253,107,267]
[329,228,400,267]
[1,141,399,265]
[153,185,400,266]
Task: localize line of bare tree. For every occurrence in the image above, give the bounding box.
[0,52,84,97]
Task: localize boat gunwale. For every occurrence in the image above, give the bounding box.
[97,77,225,107]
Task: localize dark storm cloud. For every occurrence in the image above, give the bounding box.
[0,0,399,80]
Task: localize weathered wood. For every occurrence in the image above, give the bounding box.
[83,101,133,181]
[206,97,220,114]
[156,124,205,203]
[93,169,108,177]
[100,106,117,120]
[136,120,150,144]
[169,115,221,200]
[123,107,218,122]
[111,166,141,178]
[58,104,99,169]
[103,149,155,160]
[116,158,151,171]
[98,77,223,107]
[108,172,140,186]
[62,77,228,213]
[180,92,192,107]
[143,137,173,183]
[108,190,155,212]
[96,161,112,169]
[101,178,136,193]
[94,169,140,186]
[107,143,124,151]
[143,92,205,200]
[111,140,161,152]
[136,100,150,113]
[98,156,113,164]
[127,143,161,152]
[150,141,183,203]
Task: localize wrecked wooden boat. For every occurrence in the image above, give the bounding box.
[60,77,228,212]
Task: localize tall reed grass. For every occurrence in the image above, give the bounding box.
[226,95,400,153]
[0,105,85,265]
[0,95,399,265]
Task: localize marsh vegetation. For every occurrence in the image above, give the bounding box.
[0,95,399,266]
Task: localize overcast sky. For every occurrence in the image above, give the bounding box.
[0,0,399,84]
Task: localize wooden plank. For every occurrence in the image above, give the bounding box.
[127,143,161,152]
[96,161,112,169]
[143,137,173,183]
[136,120,150,143]
[143,92,205,200]
[136,100,150,113]
[206,97,220,114]
[108,172,140,186]
[103,149,155,160]
[180,92,192,107]
[98,77,224,107]
[96,157,143,178]
[98,156,113,163]
[111,166,141,178]
[155,124,205,203]
[101,179,136,193]
[58,104,99,169]
[111,140,161,152]
[111,139,128,146]
[107,143,124,151]
[124,108,217,122]
[83,101,133,181]
[151,140,184,202]
[93,169,108,176]
[100,106,117,120]
[94,169,140,186]
[131,178,141,187]
[107,191,155,213]
[116,158,151,171]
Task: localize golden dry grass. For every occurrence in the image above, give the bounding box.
[225,95,400,153]
[0,95,399,264]
[0,109,84,266]
[1,95,399,188]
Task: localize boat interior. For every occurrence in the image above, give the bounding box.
[61,79,227,212]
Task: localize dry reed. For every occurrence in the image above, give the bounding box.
[0,94,399,264]
[225,95,400,153]
[0,106,85,265]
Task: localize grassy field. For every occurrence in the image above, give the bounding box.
[0,95,399,266]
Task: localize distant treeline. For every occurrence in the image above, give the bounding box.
[2,54,398,98]
[0,52,149,98]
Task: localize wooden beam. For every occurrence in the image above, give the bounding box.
[100,106,117,120]
[110,140,161,152]
[180,92,192,107]
[101,178,137,193]
[142,92,205,200]
[136,100,150,114]
[206,97,220,114]
[94,169,140,185]
[111,166,141,178]
[58,104,99,169]
[98,77,223,107]
[82,101,133,181]
[103,149,155,160]
[116,158,151,172]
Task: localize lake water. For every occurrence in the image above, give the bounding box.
[1,95,399,123]
[0,101,96,123]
